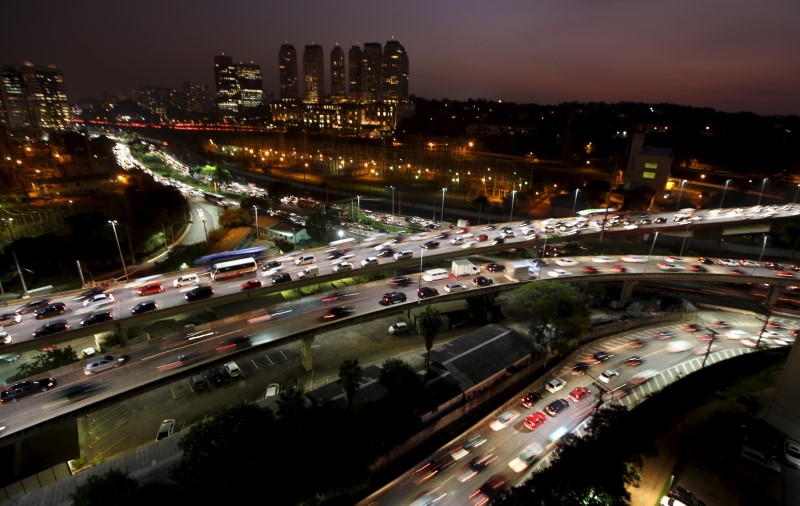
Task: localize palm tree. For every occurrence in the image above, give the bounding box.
[418,305,442,370]
[338,358,363,410]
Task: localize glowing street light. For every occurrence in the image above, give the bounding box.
[572,189,581,216]
[719,179,731,211]
[643,231,659,275]
[108,220,129,281]
[510,190,517,222]
[758,234,768,261]
[794,184,800,206]
[675,180,687,212]
[757,177,768,206]
[440,188,447,223]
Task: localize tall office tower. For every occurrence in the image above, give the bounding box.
[278,44,299,101]
[330,45,346,102]
[0,66,33,131]
[214,54,239,117]
[360,43,383,102]
[235,62,265,114]
[303,44,324,104]
[347,45,362,102]
[382,40,409,102]
[20,63,72,131]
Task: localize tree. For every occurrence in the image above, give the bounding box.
[273,237,294,253]
[12,346,79,382]
[218,208,253,229]
[71,468,139,506]
[504,282,591,347]
[275,382,308,421]
[338,358,363,410]
[418,304,442,370]
[238,195,271,213]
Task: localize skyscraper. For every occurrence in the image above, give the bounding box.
[330,45,345,102]
[278,44,298,101]
[347,45,362,102]
[360,43,383,103]
[19,63,72,131]
[235,62,265,115]
[0,66,33,131]
[214,55,238,118]
[382,40,409,103]
[303,44,324,104]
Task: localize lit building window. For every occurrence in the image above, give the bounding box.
[644,162,658,169]
[642,171,656,179]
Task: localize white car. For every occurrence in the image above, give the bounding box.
[360,257,379,267]
[599,369,619,383]
[717,258,739,267]
[489,409,520,431]
[592,256,616,263]
[373,241,396,252]
[461,240,477,249]
[725,330,748,340]
[444,282,467,293]
[545,378,566,393]
[555,258,579,266]
[621,255,648,263]
[508,442,545,473]
[224,361,243,378]
[657,262,685,271]
[664,256,687,263]
[739,260,760,268]
[548,269,572,278]
[332,261,353,272]
[264,383,281,398]
[83,354,126,375]
[666,340,693,353]
[83,293,115,307]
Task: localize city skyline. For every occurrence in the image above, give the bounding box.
[2,1,800,116]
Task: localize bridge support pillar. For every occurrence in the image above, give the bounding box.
[621,280,638,303]
[300,335,315,372]
[766,285,781,307]
[115,323,128,346]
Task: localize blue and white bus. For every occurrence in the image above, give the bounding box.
[193,246,268,267]
[210,257,258,281]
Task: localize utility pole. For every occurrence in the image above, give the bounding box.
[12,250,28,296]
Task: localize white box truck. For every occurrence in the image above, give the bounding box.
[297,265,319,278]
[505,261,535,281]
[451,259,480,277]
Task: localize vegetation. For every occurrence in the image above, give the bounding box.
[418,305,442,370]
[9,346,79,382]
[339,358,363,410]
[504,282,592,348]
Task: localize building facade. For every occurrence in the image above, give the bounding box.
[278,44,299,102]
[329,45,346,103]
[303,44,324,105]
[214,55,239,118]
[0,63,72,133]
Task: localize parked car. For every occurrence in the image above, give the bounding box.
[545,378,566,393]
[224,361,243,378]
[489,410,520,431]
[155,419,175,441]
[264,383,281,398]
[544,398,570,416]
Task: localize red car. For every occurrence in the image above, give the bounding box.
[523,412,547,431]
[241,279,262,290]
[582,266,599,274]
[568,386,591,402]
[611,265,627,273]
[137,282,164,296]
[476,234,489,242]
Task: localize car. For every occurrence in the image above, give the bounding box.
[456,452,498,483]
[433,232,450,240]
[729,268,746,275]
[697,257,715,265]
[360,257,380,267]
[712,321,730,329]
[630,337,649,348]
[656,330,676,339]
[657,262,684,271]
[418,286,439,299]
[215,334,252,351]
[0,313,22,326]
[131,300,158,315]
[775,270,796,278]
[508,443,545,473]
[390,276,414,288]
[592,351,612,363]
[264,383,281,398]
[172,273,200,287]
[684,323,702,332]
[785,439,800,468]
[666,340,693,353]
[500,230,515,238]
[0,378,57,403]
[599,369,620,383]
[32,319,69,338]
[544,398,570,416]
[189,375,209,392]
[482,225,497,231]
[444,282,467,293]
[610,264,627,273]
[476,234,489,242]
[272,273,292,284]
[262,259,282,269]
[155,419,176,441]
[412,456,455,485]
[520,391,543,408]
[545,377,566,393]
[241,279,262,290]
[224,361,243,378]
[137,282,165,296]
[547,269,572,278]
[717,258,739,267]
[185,285,213,301]
[33,302,67,319]
[621,255,648,263]
[654,217,667,224]
[523,411,547,431]
[765,261,785,270]
[450,434,488,461]
[80,310,113,326]
[592,255,616,263]
[322,305,356,319]
[739,259,760,268]
[624,356,644,367]
[469,474,507,505]
[555,258,579,266]
[485,263,505,272]
[83,354,127,375]
[388,322,409,334]
[462,240,478,249]
[83,293,114,308]
[582,265,599,274]
[381,292,407,305]
[17,298,52,314]
[570,362,590,375]
[73,287,109,301]
[664,256,687,263]
[568,386,591,402]
[472,276,494,287]
[631,369,659,385]
[208,367,228,386]
[421,240,440,249]
[376,248,395,258]
[0,330,11,345]
[489,409,520,431]
[688,265,708,272]
[491,236,505,245]
[332,261,353,272]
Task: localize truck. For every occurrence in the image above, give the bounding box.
[457,219,471,228]
[505,261,536,282]
[297,265,319,279]
[451,259,480,277]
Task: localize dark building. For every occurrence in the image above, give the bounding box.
[278,44,299,102]
[347,45,362,102]
[382,39,409,102]
[330,45,346,102]
[0,63,72,133]
[303,44,324,104]
[214,54,238,118]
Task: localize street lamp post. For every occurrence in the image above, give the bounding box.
[440,188,447,223]
[253,205,259,240]
[509,190,517,223]
[758,234,768,261]
[794,184,800,206]
[643,231,659,274]
[719,179,731,211]
[418,246,425,301]
[389,186,395,218]
[757,177,768,206]
[108,220,129,281]
[675,180,687,212]
[572,188,580,216]
[701,328,718,368]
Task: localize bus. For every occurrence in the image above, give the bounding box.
[193,246,268,267]
[210,257,258,281]
[577,208,619,218]
[204,192,228,207]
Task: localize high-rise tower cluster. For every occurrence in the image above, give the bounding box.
[213,54,266,121]
[0,62,72,133]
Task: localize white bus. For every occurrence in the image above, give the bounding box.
[210,257,258,281]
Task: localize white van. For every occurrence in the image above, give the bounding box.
[422,268,449,282]
[393,250,414,261]
[295,254,316,266]
[297,265,319,278]
[173,273,200,288]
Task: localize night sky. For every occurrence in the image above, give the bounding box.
[3,0,800,116]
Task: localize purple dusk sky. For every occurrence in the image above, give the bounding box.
[3,0,800,116]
